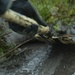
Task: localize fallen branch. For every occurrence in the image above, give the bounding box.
[0,9,75,44]
[0,38,34,59]
[1,9,49,35]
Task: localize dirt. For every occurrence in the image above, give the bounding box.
[0,41,75,75]
[0,19,75,75]
[39,43,75,75]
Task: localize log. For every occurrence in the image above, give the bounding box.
[1,9,75,44]
[1,9,49,35]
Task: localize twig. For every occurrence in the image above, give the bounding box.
[0,31,11,38]
[0,38,34,59]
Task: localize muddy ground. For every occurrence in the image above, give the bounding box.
[0,40,75,75]
[0,19,75,75]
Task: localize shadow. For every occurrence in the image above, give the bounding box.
[48,40,75,58]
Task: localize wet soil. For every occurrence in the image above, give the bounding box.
[0,41,75,75]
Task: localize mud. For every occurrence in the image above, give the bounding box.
[0,19,75,75]
[0,41,75,75]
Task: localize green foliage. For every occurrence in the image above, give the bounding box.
[31,0,75,25]
[0,29,13,56]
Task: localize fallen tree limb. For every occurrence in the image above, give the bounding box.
[1,9,49,35]
[0,9,75,44]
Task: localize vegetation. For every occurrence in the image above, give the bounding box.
[31,0,75,24]
[0,0,75,58]
[0,21,15,58]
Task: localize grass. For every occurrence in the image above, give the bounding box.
[31,0,75,24]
